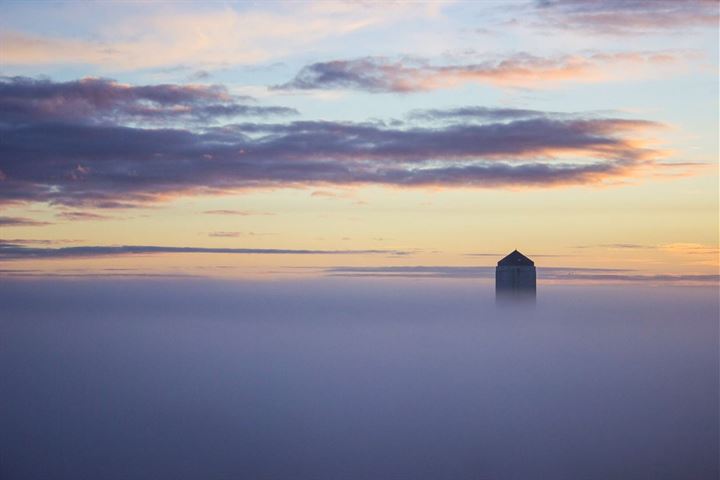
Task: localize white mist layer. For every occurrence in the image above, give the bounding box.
[0,278,717,480]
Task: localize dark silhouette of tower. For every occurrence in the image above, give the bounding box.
[496,250,536,301]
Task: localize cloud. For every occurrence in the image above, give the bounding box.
[0,244,412,260]
[323,265,719,284]
[552,273,720,283]
[574,243,719,255]
[203,210,273,216]
[326,265,497,279]
[0,77,669,208]
[534,0,719,35]
[0,238,80,245]
[0,269,200,278]
[208,232,243,238]
[0,216,52,227]
[658,243,719,256]
[0,76,296,126]
[207,232,274,238]
[273,52,681,93]
[57,211,114,221]
[0,3,437,70]
[600,243,652,249]
[325,265,628,278]
[573,243,653,249]
[409,107,552,122]
[187,70,211,81]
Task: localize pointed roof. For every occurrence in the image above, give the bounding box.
[497,249,534,267]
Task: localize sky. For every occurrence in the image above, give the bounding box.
[0,0,718,282]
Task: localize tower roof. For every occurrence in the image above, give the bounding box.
[497,249,534,267]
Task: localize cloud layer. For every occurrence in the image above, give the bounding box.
[0,77,667,208]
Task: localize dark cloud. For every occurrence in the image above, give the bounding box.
[534,0,719,34]
[273,52,678,93]
[0,77,665,208]
[0,216,52,226]
[0,118,657,207]
[0,244,411,260]
[0,118,658,206]
[0,76,297,126]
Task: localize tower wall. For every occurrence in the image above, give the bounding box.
[496,265,536,292]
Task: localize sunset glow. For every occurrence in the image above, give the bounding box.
[0,0,717,282]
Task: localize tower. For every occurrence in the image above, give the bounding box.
[495,250,536,301]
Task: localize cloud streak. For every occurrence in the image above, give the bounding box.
[207,232,273,238]
[574,243,719,255]
[0,244,411,260]
[56,211,114,221]
[274,52,680,93]
[203,210,273,216]
[0,238,80,245]
[0,216,52,227]
[409,107,552,122]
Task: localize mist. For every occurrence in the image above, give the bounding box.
[1,278,717,479]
